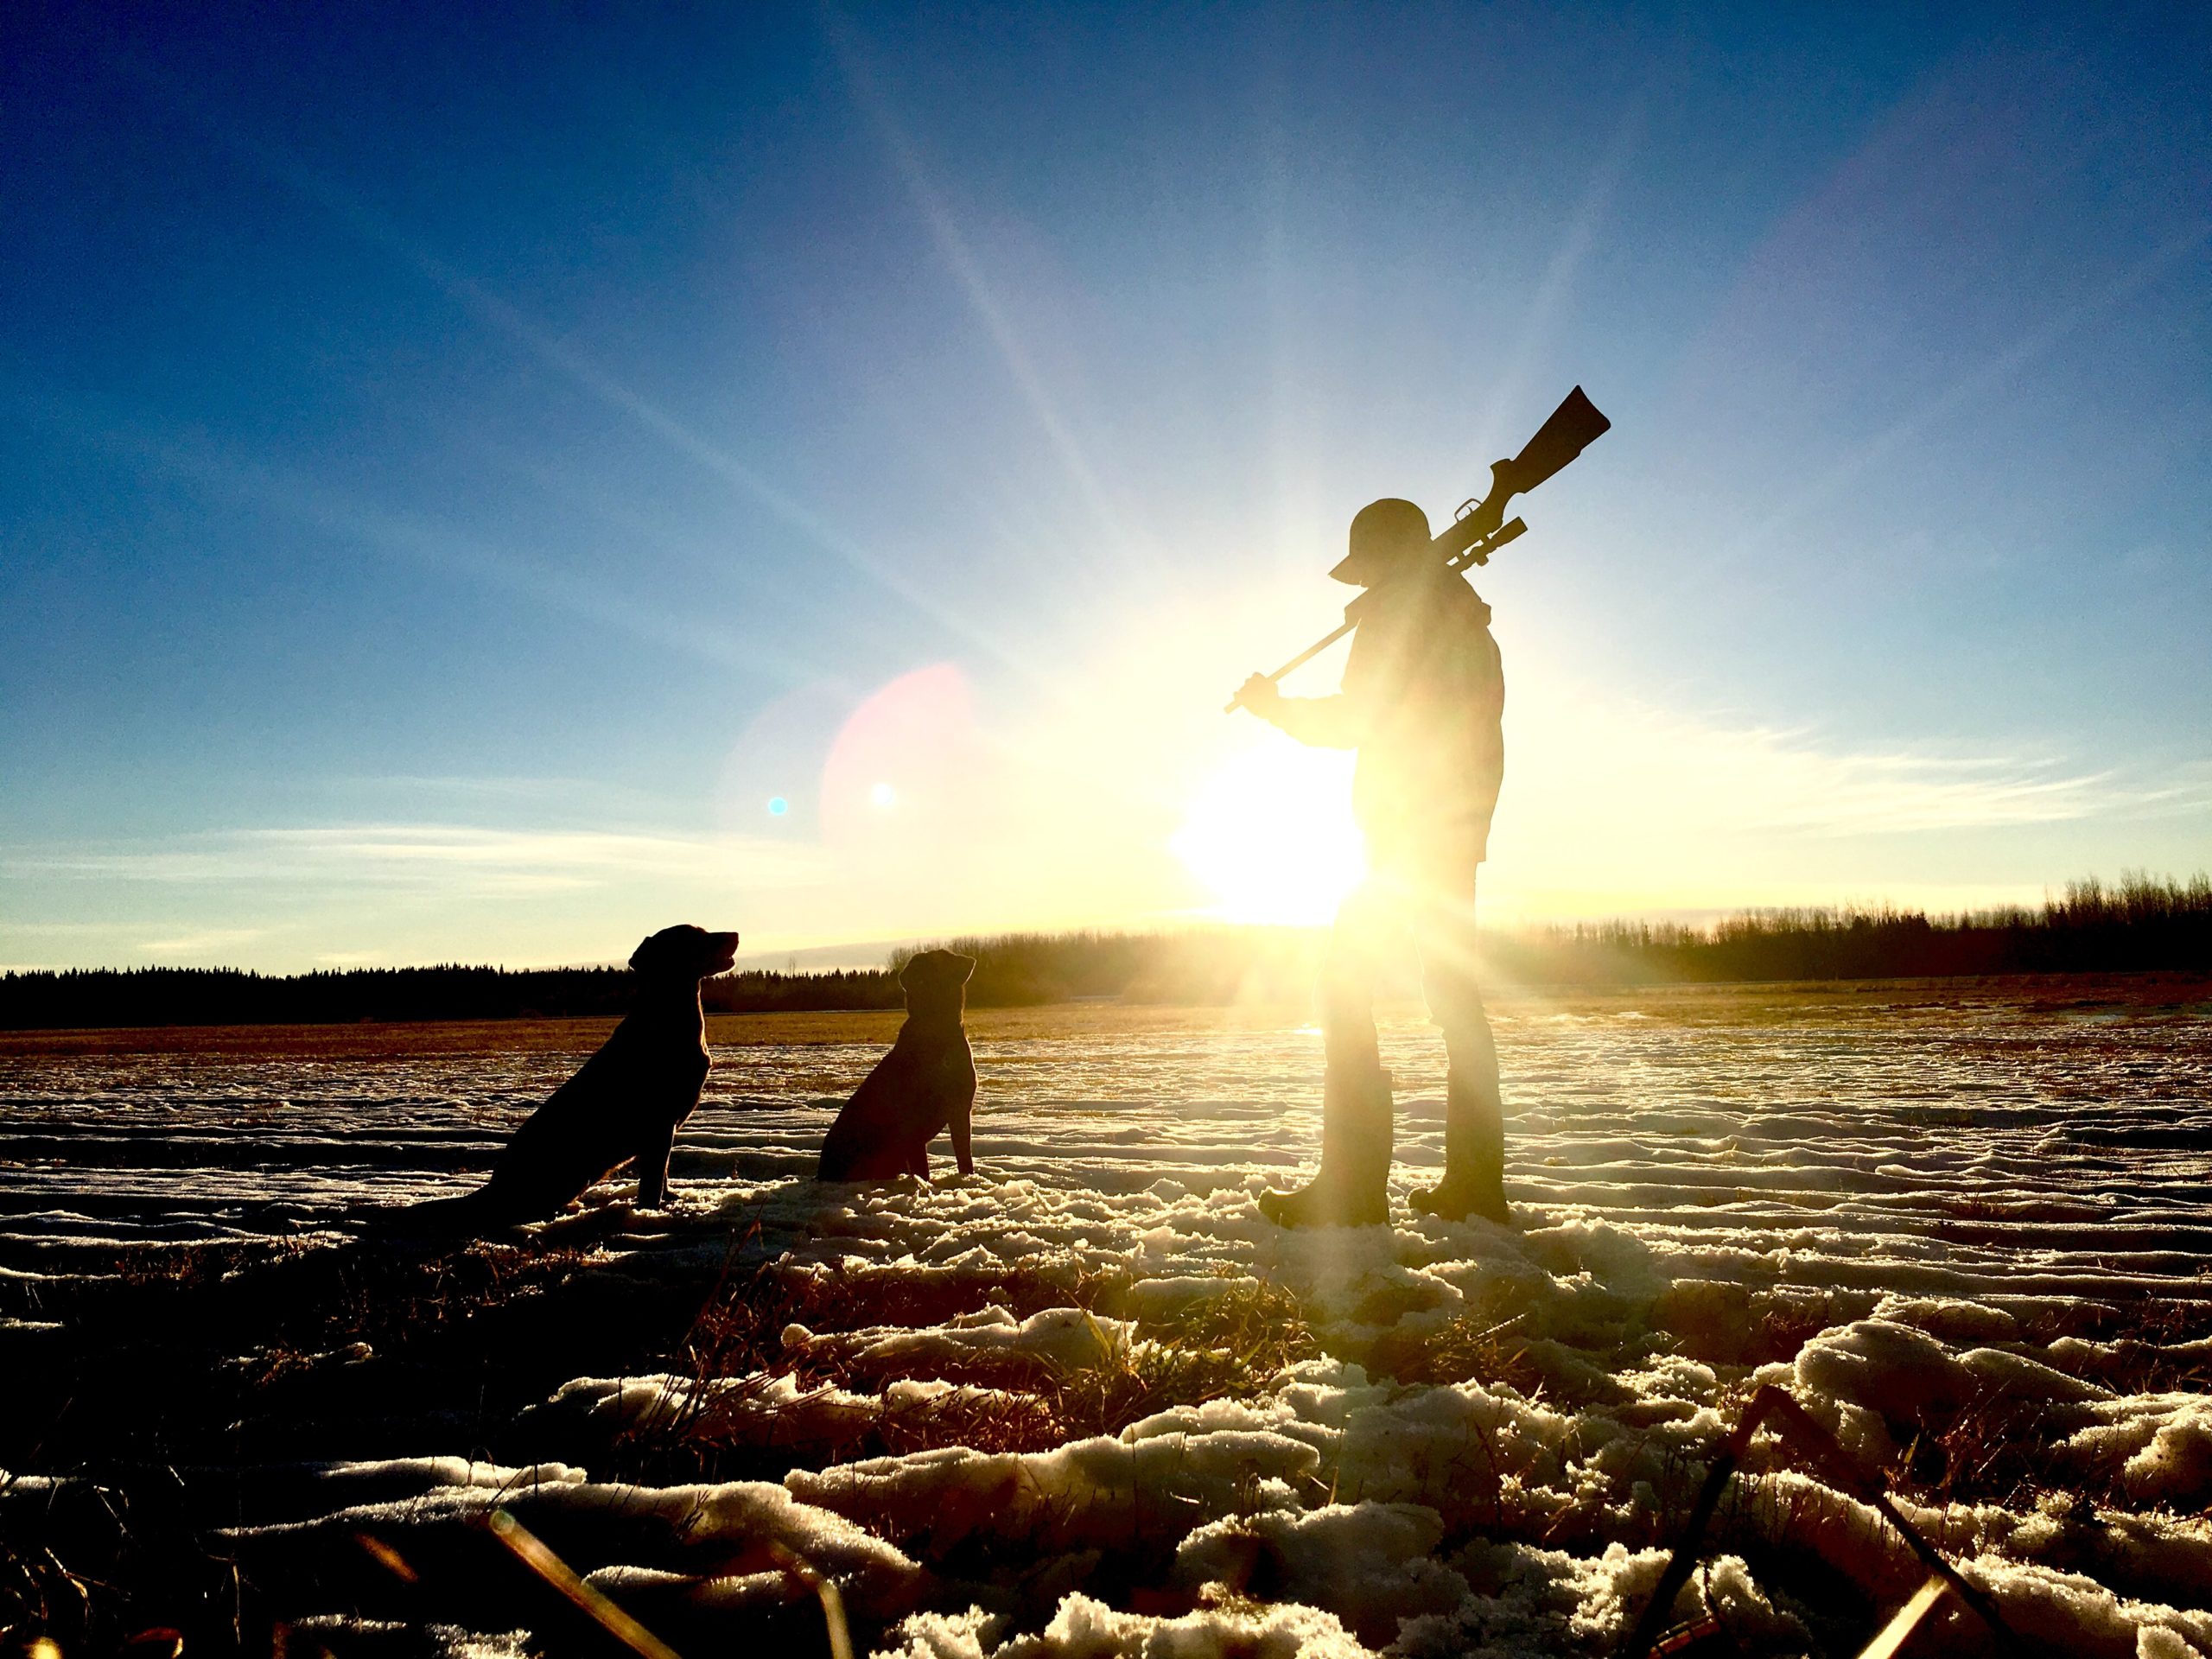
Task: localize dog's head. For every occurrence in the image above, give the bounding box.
[899,949,975,1019]
[629,924,741,982]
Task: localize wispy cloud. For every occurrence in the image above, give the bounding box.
[327,773,608,801]
[2,921,146,938]
[1473,684,2212,921]
[1510,687,2205,848]
[3,822,833,895]
[141,928,265,954]
[1648,722,2137,836]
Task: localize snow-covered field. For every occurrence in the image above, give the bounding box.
[4,978,2211,1656]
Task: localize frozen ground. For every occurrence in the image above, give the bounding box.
[3,977,2210,1656]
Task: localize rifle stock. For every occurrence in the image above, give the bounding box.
[1515,385,1611,493]
[1434,385,1612,556]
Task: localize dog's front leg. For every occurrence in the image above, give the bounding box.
[634,1124,676,1208]
[950,1097,974,1177]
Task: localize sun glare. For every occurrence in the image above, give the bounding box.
[1172,741,1364,925]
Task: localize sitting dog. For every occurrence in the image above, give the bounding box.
[817,950,977,1182]
[396,924,739,1230]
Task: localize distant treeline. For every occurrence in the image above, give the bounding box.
[3,874,2206,1030]
[1490,872,2212,988]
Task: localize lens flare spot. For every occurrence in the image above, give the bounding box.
[870,781,898,810]
[766,796,789,817]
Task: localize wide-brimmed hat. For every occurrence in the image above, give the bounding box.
[1329,498,1431,585]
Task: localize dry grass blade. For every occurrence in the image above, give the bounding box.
[760,1541,855,1659]
[1618,1385,2012,1659]
[480,1509,683,1659]
[480,1510,855,1659]
[1854,1573,1950,1659]
[351,1531,419,1586]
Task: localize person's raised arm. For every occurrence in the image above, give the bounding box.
[1233,674,1366,748]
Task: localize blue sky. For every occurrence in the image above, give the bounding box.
[3,3,2207,969]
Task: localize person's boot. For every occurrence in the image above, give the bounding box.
[1260,1067,1393,1229]
[1410,1073,1512,1226]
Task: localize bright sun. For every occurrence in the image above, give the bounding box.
[1172,741,1366,925]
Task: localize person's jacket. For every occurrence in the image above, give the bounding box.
[1267,562,1504,868]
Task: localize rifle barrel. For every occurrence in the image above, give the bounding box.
[1450,515,1526,571]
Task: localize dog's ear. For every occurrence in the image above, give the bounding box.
[898,950,976,1009]
[629,924,709,974]
[899,949,975,993]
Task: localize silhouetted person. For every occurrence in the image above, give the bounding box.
[1236,499,1510,1227]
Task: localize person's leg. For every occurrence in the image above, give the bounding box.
[1319,879,1389,1073]
[1409,867,1512,1225]
[1259,880,1397,1228]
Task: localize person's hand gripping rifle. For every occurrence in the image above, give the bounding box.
[1228,386,1611,715]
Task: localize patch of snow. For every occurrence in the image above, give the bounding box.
[876,1592,1375,1658]
[2122,1403,2212,1508]
[1174,1503,1467,1649]
[786,1305,1135,1379]
[787,1427,1320,1556]
[232,1474,926,1620]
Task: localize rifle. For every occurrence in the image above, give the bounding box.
[1224,385,1611,714]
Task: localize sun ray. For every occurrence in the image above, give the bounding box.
[1,386,823,685]
[103,53,1041,681]
[1707,216,2212,582]
[1462,92,1645,478]
[822,9,1146,571]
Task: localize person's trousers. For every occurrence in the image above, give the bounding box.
[1319,855,1502,1174]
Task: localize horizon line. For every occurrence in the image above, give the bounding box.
[7,871,2204,978]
